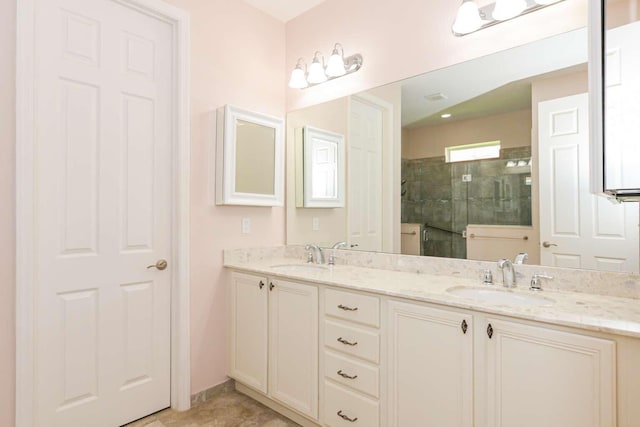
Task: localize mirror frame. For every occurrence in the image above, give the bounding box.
[214,104,284,206]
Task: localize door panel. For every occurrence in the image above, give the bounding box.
[349,98,383,251]
[538,93,639,272]
[34,0,173,425]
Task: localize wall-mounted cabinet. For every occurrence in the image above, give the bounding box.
[214,105,284,206]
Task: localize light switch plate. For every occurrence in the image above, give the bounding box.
[462,174,472,182]
[242,218,251,234]
[312,217,320,231]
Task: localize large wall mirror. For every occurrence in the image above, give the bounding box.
[286,26,640,274]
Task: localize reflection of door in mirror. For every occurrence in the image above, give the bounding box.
[235,120,275,195]
[539,93,639,273]
[349,97,383,252]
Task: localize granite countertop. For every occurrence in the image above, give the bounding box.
[224,256,640,339]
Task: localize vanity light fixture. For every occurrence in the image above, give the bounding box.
[288,43,363,89]
[452,0,565,36]
[288,58,308,89]
[307,52,328,84]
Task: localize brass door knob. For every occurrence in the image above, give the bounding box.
[542,241,558,248]
[147,259,168,271]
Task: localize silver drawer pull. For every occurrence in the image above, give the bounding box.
[338,304,358,311]
[337,369,358,379]
[337,337,358,346]
[337,410,358,422]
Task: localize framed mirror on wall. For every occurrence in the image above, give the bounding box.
[590,0,640,201]
[214,105,284,206]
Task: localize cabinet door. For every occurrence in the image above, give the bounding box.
[388,301,473,427]
[229,272,268,393]
[269,279,319,419]
[485,319,616,427]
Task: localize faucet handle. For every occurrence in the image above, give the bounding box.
[306,251,314,263]
[481,269,494,286]
[530,273,553,291]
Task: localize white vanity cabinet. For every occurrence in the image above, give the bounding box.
[387,301,474,427]
[229,272,319,421]
[484,318,616,427]
[386,300,616,427]
[322,288,382,426]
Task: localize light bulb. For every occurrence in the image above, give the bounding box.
[288,66,308,89]
[452,0,483,35]
[492,0,527,20]
[307,53,327,84]
[326,45,346,77]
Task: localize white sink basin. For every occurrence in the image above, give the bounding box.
[270,264,329,272]
[447,286,554,307]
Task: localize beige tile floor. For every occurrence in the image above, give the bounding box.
[125,390,300,427]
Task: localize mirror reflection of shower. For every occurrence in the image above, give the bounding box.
[401,147,532,259]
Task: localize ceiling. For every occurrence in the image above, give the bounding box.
[243,0,327,22]
[400,28,589,129]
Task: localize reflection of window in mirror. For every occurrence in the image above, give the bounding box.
[214,105,284,206]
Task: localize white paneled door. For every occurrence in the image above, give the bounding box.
[34,0,173,425]
[539,93,639,272]
[348,97,383,252]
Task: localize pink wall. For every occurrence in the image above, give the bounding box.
[164,0,286,394]
[285,0,587,111]
[0,0,16,425]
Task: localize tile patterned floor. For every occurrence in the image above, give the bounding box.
[125,390,300,427]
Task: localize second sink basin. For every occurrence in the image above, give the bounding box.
[270,264,329,272]
[447,286,554,307]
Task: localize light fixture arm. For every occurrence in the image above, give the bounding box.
[452,0,565,37]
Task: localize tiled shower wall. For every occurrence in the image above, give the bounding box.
[401,146,532,259]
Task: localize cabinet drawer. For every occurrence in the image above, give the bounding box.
[324,320,379,364]
[324,351,379,398]
[325,289,380,328]
[324,381,379,427]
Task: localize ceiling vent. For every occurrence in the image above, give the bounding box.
[424,92,448,102]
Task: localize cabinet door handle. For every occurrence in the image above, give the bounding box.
[259,281,265,289]
[338,304,358,311]
[461,319,468,334]
[269,282,275,291]
[337,337,358,346]
[337,410,358,422]
[337,370,358,380]
[487,323,494,339]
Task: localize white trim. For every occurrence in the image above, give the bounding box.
[588,0,605,195]
[349,94,398,253]
[15,0,191,424]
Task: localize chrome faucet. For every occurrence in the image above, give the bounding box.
[332,241,348,249]
[304,244,325,264]
[514,252,529,264]
[498,258,516,288]
[328,241,347,265]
